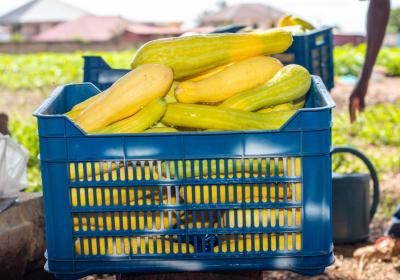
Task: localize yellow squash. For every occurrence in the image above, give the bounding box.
[73,205,177,232]
[70,186,176,207]
[180,183,293,204]
[162,156,301,179]
[221,208,301,228]
[65,108,84,119]
[180,63,233,82]
[162,103,296,131]
[75,64,173,132]
[75,236,194,255]
[291,17,316,31]
[164,81,178,103]
[131,29,293,79]
[144,127,178,133]
[92,98,166,134]
[257,103,295,113]
[175,56,283,104]
[220,65,311,111]
[277,14,296,27]
[69,92,103,113]
[214,233,302,253]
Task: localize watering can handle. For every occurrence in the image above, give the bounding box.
[331,146,379,222]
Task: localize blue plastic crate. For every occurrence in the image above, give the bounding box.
[274,27,334,91]
[34,76,335,279]
[83,27,334,91]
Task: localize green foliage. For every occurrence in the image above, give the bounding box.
[0,50,134,90]
[9,117,41,192]
[334,44,400,77]
[388,8,400,33]
[332,102,400,175]
[334,44,366,76]
[9,33,25,42]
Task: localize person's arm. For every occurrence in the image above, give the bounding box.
[349,0,390,122]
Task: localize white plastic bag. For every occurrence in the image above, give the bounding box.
[0,133,29,196]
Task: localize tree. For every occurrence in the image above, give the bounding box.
[387,8,400,33]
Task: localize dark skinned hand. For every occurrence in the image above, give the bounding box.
[349,82,367,123]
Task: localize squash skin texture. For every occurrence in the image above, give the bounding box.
[75,64,173,132]
[162,103,295,131]
[92,98,166,134]
[175,56,283,104]
[220,64,311,111]
[131,30,293,79]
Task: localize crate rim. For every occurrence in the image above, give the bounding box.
[33,76,335,137]
[292,26,332,37]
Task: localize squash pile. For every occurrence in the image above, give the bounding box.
[66,29,312,134]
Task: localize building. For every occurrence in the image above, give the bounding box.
[33,15,182,44]
[0,25,10,42]
[200,3,284,29]
[0,0,88,40]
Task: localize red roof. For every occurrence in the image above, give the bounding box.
[33,15,127,42]
[127,23,181,35]
[33,15,215,42]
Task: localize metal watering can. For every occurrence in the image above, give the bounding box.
[331,146,380,244]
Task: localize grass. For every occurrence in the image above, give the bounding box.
[0,51,133,91]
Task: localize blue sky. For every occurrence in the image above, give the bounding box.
[1,0,400,34]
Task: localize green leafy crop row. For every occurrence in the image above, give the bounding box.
[334,44,400,77]
[332,102,400,174]
[0,51,133,90]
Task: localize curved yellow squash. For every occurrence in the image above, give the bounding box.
[257,103,295,113]
[277,14,296,27]
[75,64,173,132]
[131,30,293,79]
[162,103,295,131]
[175,56,283,104]
[220,65,311,111]
[92,98,166,134]
[180,63,233,82]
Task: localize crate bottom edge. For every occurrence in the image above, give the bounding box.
[45,251,334,279]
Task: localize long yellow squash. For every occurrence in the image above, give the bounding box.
[70,92,103,112]
[162,103,295,131]
[75,64,173,132]
[65,108,84,119]
[180,63,233,82]
[220,65,311,111]
[92,99,166,134]
[74,202,177,231]
[144,127,178,133]
[162,157,301,179]
[180,183,293,204]
[131,30,293,79]
[257,103,295,113]
[277,14,296,27]
[214,233,302,252]
[175,56,283,104]
[75,236,194,255]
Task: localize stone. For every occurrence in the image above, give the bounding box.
[0,192,46,279]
